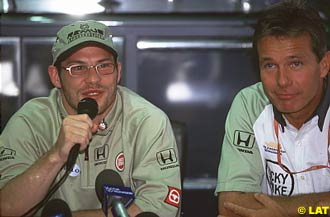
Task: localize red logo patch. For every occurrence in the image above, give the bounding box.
[164,186,181,208]
[115,152,125,171]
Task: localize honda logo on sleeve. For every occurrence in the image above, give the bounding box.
[156,148,177,166]
[233,130,255,149]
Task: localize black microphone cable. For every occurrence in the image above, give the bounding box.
[21,98,98,217]
[22,167,73,216]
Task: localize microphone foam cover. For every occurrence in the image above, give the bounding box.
[95,169,124,205]
[136,212,160,217]
[77,98,98,119]
[41,198,72,217]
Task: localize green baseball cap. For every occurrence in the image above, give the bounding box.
[51,20,117,65]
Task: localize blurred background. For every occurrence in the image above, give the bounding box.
[1,0,329,216]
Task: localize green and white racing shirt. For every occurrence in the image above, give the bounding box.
[216,80,330,196]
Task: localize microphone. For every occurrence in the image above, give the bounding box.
[95,169,134,217]
[41,198,72,217]
[66,98,98,172]
[136,212,159,217]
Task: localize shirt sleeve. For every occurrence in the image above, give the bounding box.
[215,88,265,194]
[0,114,42,188]
[131,110,181,216]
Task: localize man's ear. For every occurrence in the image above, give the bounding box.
[48,65,62,88]
[320,51,330,78]
[116,62,122,84]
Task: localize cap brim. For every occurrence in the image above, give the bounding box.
[53,41,118,65]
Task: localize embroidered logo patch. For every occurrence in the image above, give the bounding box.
[94,144,109,162]
[164,186,181,208]
[233,130,255,149]
[233,130,255,154]
[156,149,180,170]
[0,147,16,161]
[115,152,125,172]
[156,148,177,166]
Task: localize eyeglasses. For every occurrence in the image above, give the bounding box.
[274,120,330,174]
[62,62,117,77]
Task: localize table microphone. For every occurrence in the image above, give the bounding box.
[66,98,98,172]
[95,169,130,217]
[136,212,159,217]
[41,198,72,217]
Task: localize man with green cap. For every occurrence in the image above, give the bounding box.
[0,20,181,216]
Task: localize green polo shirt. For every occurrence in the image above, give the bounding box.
[0,86,181,216]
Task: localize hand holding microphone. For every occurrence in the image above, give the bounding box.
[53,98,98,171]
[66,98,98,171]
[54,98,98,171]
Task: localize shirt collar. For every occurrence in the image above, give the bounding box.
[56,89,68,120]
[315,76,330,131]
[274,76,330,132]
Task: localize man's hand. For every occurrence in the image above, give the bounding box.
[219,193,289,217]
[53,114,98,163]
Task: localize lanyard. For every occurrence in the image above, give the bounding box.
[274,120,330,174]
